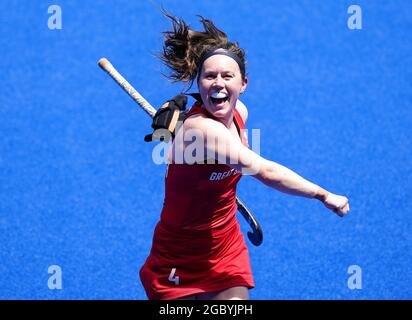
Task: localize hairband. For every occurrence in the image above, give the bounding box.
[197,49,246,81]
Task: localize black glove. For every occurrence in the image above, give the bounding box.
[144,95,187,143]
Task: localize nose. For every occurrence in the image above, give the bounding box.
[212,75,224,89]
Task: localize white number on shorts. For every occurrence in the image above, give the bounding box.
[168,268,180,285]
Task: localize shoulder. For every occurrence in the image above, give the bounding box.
[183,112,225,134]
[235,100,248,124]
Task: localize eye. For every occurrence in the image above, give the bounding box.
[223,74,234,80]
[203,73,215,80]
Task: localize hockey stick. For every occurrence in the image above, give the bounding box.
[97,57,263,246]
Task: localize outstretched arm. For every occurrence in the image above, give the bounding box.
[255,160,350,217]
[184,115,350,217]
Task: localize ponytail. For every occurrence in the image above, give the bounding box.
[160,11,246,88]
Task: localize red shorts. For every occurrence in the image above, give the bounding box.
[139,218,254,300]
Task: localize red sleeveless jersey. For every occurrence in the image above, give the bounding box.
[139,103,254,300]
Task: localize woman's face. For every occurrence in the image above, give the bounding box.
[198,54,247,126]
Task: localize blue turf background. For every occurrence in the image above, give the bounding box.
[1,0,411,299]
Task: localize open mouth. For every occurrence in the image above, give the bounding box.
[211,97,228,104]
[210,92,229,105]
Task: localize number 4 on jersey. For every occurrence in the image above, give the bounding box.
[168,268,180,285]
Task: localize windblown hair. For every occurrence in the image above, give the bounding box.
[160,11,246,88]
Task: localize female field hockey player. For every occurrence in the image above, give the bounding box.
[139,13,350,300]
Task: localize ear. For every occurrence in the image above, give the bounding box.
[240,76,248,94]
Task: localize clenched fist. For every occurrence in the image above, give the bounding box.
[323,193,350,217]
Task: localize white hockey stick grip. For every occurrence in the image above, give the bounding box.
[98,57,156,118]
